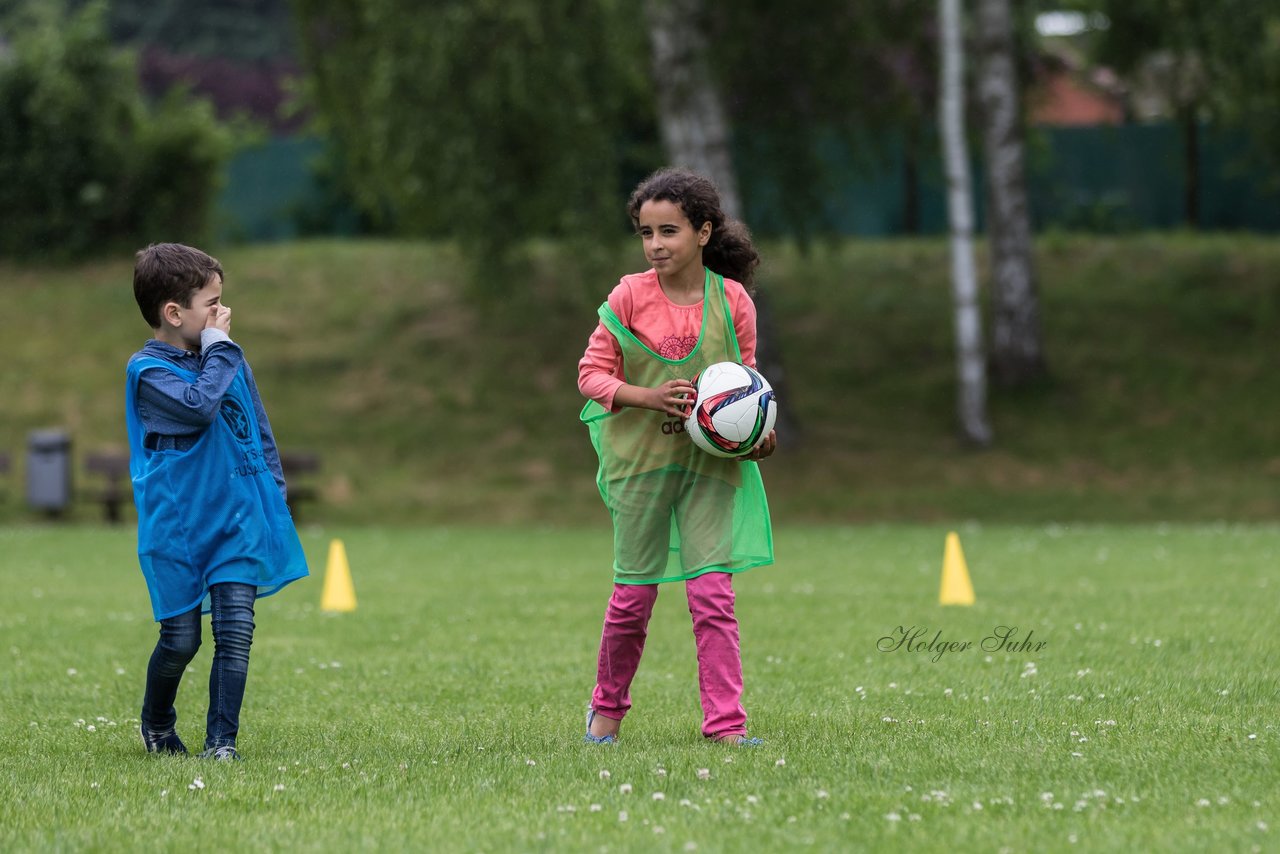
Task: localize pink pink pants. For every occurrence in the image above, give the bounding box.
[590,571,746,739]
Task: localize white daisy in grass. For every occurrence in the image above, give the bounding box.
[273,784,285,792]
[599,769,611,780]
[188,777,205,791]
[696,768,710,780]
[655,767,667,777]
[525,759,536,766]
[683,842,698,851]
[589,804,601,812]
[66,668,77,676]
[652,792,665,801]
[618,810,628,822]
[817,790,830,800]
[909,813,922,822]
[619,783,632,795]
[746,795,759,805]
[885,812,902,822]
[775,758,786,766]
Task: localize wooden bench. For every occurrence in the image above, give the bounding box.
[279,450,321,520]
[80,449,321,523]
[84,451,132,524]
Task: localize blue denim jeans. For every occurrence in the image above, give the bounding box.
[141,582,256,750]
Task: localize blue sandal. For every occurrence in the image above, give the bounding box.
[711,734,763,747]
[584,707,617,744]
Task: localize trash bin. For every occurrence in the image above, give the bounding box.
[27,429,72,514]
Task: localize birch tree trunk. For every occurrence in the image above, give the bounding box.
[976,0,1046,387]
[938,0,993,446]
[643,0,797,438]
[642,0,741,218]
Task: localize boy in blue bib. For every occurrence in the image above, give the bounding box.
[127,243,308,760]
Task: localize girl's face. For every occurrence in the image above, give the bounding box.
[636,199,711,284]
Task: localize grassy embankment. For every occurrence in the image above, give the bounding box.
[0,234,1276,525]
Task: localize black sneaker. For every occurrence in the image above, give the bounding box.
[199,745,240,761]
[140,723,188,755]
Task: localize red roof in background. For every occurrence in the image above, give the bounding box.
[1028,61,1126,127]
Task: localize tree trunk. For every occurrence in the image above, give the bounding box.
[642,0,741,218]
[1182,107,1200,229]
[976,0,1046,387]
[938,0,993,446]
[903,121,921,234]
[643,0,797,439]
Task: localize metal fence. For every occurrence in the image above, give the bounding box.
[215,124,1280,243]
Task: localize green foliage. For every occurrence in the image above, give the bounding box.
[67,0,298,63]
[1065,0,1280,182]
[1,525,1278,850]
[713,0,938,241]
[290,0,656,289]
[0,1,235,259]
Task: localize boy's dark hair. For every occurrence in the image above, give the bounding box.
[133,243,223,328]
[627,168,760,291]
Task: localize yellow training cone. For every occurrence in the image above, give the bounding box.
[320,538,357,612]
[939,531,975,606]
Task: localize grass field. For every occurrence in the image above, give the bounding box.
[1,523,1275,852]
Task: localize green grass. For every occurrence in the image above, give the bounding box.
[1,234,1278,525]
[1,524,1276,851]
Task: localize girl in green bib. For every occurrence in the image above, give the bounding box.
[578,169,776,745]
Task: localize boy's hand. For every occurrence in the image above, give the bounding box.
[742,430,777,461]
[206,304,232,334]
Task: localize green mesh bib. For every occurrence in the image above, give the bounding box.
[581,269,774,584]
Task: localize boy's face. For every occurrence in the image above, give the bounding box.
[162,274,223,351]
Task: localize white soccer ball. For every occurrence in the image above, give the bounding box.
[684,361,777,458]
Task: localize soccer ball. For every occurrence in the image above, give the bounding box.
[685,362,777,458]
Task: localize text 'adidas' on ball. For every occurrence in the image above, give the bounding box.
[685,361,777,458]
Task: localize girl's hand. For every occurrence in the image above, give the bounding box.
[742,430,777,461]
[648,379,697,417]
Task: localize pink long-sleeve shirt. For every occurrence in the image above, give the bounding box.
[578,269,758,412]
